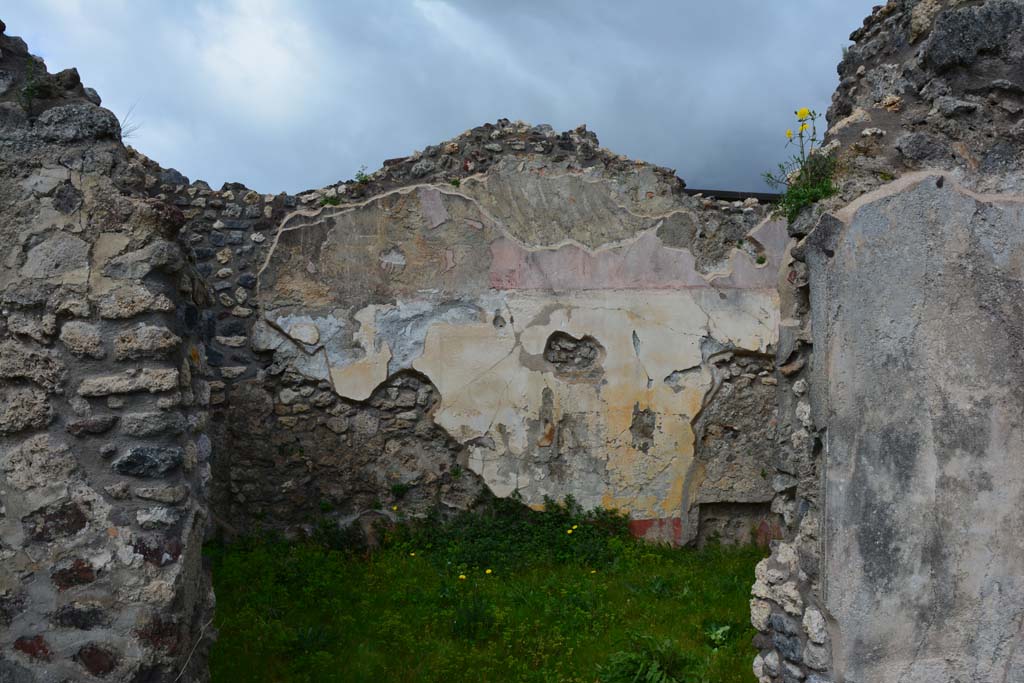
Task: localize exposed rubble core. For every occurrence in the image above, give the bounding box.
[209,370,484,532]
[543,332,604,380]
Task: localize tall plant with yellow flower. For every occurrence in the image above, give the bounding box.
[763,107,836,223]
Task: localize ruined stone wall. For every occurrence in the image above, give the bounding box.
[0,26,213,682]
[8,1,1022,681]
[0,20,797,681]
[751,1,1024,681]
[204,122,790,546]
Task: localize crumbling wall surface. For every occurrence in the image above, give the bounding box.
[203,121,790,545]
[752,2,1024,682]
[0,25,214,682]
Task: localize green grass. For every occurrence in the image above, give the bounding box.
[206,498,763,683]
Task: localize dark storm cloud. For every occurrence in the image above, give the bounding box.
[5,0,876,193]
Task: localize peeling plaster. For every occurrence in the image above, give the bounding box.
[257,163,783,521]
[328,306,392,401]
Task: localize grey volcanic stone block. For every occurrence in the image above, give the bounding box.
[924,0,1024,71]
[112,446,183,477]
[35,102,120,142]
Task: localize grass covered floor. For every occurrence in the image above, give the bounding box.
[207,498,762,683]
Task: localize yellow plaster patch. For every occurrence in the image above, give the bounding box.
[397,289,778,517]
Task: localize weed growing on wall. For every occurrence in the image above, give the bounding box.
[763,107,836,223]
[206,497,764,682]
[18,59,42,114]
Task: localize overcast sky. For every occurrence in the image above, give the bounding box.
[5,1,875,194]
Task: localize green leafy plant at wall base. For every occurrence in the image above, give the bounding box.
[764,107,837,223]
[600,633,699,683]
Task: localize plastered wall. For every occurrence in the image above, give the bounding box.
[248,155,787,544]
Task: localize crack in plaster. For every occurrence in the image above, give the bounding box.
[258,173,785,296]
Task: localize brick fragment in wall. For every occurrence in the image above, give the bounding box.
[22,500,88,542]
[51,558,97,591]
[75,644,120,677]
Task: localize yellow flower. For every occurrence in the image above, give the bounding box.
[409,552,416,557]
[590,569,597,574]
[786,129,793,140]
[572,525,579,530]
[796,107,810,120]
[391,505,398,511]
[799,122,809,133]
[566,529,573,534]
[458,574,466,580]
[485,568,493,575]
